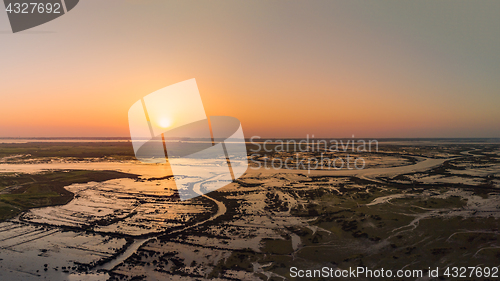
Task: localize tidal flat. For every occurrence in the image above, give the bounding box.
[0,140,499,280]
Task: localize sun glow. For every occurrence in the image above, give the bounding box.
[158,118,172,128]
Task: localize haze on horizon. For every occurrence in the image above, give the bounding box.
[1,1,499,139]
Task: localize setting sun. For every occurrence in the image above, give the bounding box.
[158,118,172,128]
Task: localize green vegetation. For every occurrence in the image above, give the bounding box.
[0,170,138,221]
[270,176,500,279]
[261,238,294,255]
[0,173,34,191]
[0,201,19,221]
[0,142,135,159]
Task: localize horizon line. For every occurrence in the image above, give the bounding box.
[1,137,499,140]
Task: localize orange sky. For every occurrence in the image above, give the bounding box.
[0,1,499,138]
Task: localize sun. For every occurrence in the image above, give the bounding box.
[158,117,172,128]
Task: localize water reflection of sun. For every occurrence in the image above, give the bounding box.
[158,118,172,128]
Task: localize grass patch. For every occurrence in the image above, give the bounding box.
[0,142,135,159]
[0,201,20,221]
[0,170,138,221]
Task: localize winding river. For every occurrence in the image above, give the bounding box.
[0,154,459,274]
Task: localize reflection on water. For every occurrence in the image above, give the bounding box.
[0,144,498,280]
[68,273,109,280]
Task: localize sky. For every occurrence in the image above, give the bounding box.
[0,0,499,138]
